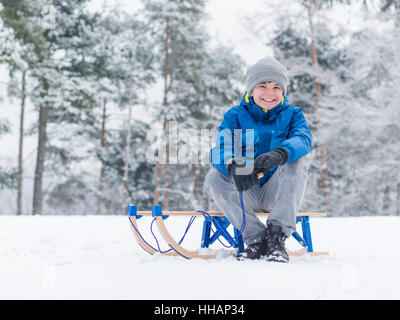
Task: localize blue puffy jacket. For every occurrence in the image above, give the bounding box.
[210,93,312,185]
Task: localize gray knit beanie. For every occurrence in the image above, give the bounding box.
[246,57,289,95]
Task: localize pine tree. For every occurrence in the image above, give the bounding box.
[94,120,155,212]
[340,7,400,216]
[142,0,209,209]
[44,8,156,215]
[0,6,29,212]
[142,0,245,211]
[268,0,400,216]
[1,0,100,214]
[270,12,351,214]
[186,45,244,210]
[106,12,156,213]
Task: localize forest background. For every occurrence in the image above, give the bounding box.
[0,0,399,217]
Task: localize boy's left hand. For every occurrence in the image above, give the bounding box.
[254,147,289,173]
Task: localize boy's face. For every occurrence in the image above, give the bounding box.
[250,81,283,110]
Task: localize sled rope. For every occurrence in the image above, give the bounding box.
[129,192,247,253]
[197,191,247,249]
[150,218,169,253]
[150,216,197,253]
[129,215,197,254]
[239,192,246,236]
[196,210,233,248]
[129,218,158,252]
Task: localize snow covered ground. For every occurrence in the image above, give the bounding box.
[1,214,400,300]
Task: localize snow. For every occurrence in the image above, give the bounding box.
[1,215,400,299]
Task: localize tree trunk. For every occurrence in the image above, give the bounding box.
[162,119,171,209]
[17,69,26,215]
[32,80,49,215]
[383,183,390,214]
[97,98,107,214]
[397,182,400,216]
[191,164,199,201]
[154,117,167,206]
[393,0,399,215]
[162,148,171,209]
[154,17,171,207]
[162,17,172,210]
[122,104,132,214]
[394,0,400,27]
[191,164,200,210]
[304,0,331,210]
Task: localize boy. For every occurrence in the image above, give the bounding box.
[204,57,312,262]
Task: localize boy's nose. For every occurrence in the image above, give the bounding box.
[263,89,275,96]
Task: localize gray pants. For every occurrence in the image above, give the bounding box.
[203,157,309,245]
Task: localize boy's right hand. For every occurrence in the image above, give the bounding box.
[227,158,258,192]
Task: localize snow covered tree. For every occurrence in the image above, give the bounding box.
[88,11,156,214]
[1,0,99,214]
[0,5,29,213]
[96,121,155,212]
[142,0,245,211]
[142,0,210,209]
[267,0,400,216]
[185,45,244,210]
[153,45,245,211]
[43,7,156,215]
[269,17,343,213]
[334,6,400,216]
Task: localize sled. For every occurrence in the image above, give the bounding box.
[128,204,329,260]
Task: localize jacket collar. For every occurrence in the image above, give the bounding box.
[239,93,289,122]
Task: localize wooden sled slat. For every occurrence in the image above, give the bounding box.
[137,211,327,217]
[288,250,329,257]
[154,216,218,260]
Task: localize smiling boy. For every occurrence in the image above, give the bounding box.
[204,57,313,262]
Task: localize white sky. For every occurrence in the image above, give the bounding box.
[86,0,379,64]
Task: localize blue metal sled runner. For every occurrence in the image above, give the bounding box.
[128,204,329,260]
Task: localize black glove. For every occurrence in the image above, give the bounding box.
[254,147,289,174]
[227,158,258,193]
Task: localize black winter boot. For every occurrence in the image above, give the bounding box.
[236,238,268,260]
[265,224,289,263]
